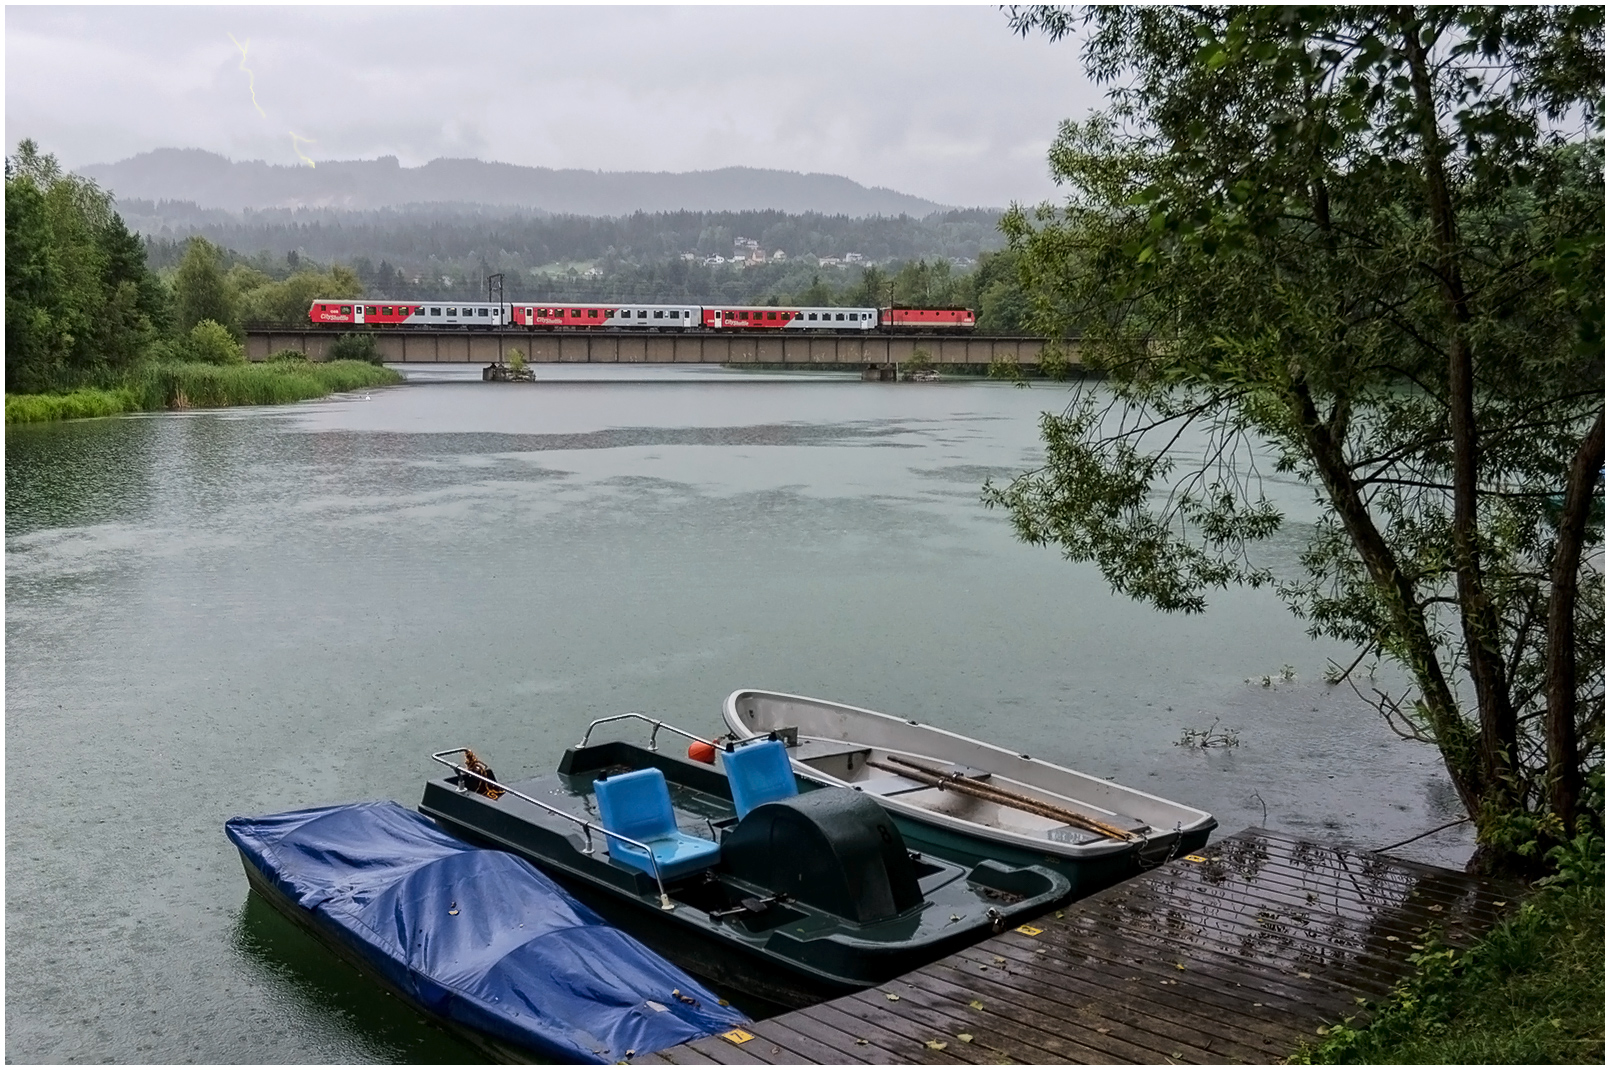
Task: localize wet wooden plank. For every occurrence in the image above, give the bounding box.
[681,1033,780,1065]
[843,985,1070,1065]
[911,960,1259,1064]
[1086,879,1440,985]
[745,1018,875,1064]
[647,1041,720,1064]
[1175,849,1511,930]
[834,991,1000,1065]
[1045,909,1382,1008]
[940,943,1297,1056]
[798,1000,971,1065]
[779,1007,902,1064]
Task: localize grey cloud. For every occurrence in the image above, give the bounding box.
[6,5,1103,208]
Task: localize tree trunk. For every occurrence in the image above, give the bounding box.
[1286,367,1483,818]
[1401,14,1519,808]
[1545,407,1606,834]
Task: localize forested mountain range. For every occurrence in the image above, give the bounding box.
[134,204,1008,303]
[133,203,1003,271]
[80,149,951,217]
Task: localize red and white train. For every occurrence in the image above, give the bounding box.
[308,300,974,331]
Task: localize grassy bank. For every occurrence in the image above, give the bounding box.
[6,361,403,425]
[1296,836,1604,1064]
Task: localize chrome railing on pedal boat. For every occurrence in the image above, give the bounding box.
[575,712,718,752]
[430,746,678,911]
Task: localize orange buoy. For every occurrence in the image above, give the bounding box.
[687,740,717,764]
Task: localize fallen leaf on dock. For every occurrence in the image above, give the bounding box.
[957,1034,973,1043]
[969,1000,985,1010]
[924,1040,948,1051]
[1297,971,1312,979]
[885,992,901,1001]
[1096,1027,1110,1034]
[855,1039,868,1045]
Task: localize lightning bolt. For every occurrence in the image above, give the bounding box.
[229,33,317,169]
[226,33,266,118]
[289,132,317,169]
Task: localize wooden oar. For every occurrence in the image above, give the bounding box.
[870,755,1139,842]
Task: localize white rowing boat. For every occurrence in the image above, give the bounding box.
[722,689,1216,892]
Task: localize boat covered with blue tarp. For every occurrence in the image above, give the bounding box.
[225,800,748,1063]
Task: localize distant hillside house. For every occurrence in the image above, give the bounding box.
[772,249,786,261]
[818,256,842,267]
[844,252,864,263]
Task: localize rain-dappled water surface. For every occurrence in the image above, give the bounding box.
[6,364,1473,1062]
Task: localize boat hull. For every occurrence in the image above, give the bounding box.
[226,800,747,1063]
[722,689,1217,898]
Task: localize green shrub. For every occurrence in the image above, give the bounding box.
[1296,836,1605,1064]
[327,333,382,364]
[5,387,141,424]
[188,319,246,365]
[507,347,527,373]
[6,361,401,423]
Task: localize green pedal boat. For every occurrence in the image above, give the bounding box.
[420,714,1070,1009]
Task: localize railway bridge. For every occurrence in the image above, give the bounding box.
[244,329,1068,372]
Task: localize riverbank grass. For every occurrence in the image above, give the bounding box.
[1296,837,1604,1065]
[6,360,402,424]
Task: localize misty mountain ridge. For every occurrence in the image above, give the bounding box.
[80,148,958,218]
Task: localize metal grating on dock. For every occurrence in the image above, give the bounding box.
[636,827,1516,1065]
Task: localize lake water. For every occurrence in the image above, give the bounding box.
[5,364,1473,1062]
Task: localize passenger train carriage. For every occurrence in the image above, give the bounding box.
[310,300,963,332]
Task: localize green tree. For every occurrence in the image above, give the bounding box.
[173,236,237,337]
[5,139,165,391]
[185,320,245,365]
[991,6,1604,871]
[236,266,362,326]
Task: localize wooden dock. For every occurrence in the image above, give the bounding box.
[635,828,1515,1065]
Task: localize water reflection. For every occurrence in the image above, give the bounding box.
[231,891,482,1063]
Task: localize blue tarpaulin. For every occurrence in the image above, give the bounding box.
[226,800,747,1062]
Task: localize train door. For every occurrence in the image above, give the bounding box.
[353,304,366,325]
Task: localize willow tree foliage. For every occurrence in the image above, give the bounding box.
[989,6,1604,869]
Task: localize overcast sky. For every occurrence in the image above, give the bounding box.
[5,4,1108,208]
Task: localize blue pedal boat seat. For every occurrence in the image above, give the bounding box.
[593,768,720,881]
[721,738,799,819]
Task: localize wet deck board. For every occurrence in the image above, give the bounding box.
[638,827,1516,1064]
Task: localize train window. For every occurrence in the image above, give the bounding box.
[430,308,440,316]
[447,308,457,316]
[480,308,490,316]
[638,311,647,319]
[341,306,352,314]
[808,313,817,320]
[381,306,391,315]
[653,310,663,319]
[835,313,844,321]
